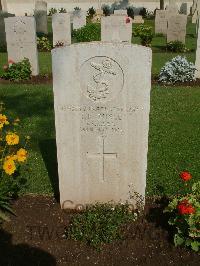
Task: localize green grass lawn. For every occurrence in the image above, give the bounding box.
[0,17,199,197]
[0,84,199,196]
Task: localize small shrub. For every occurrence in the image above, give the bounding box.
[72,23,100,42]
[66,202,138,249]
[102,5,111,16]
[164,172,200,252]
[54,41,65,48]
[87,6,96,18]
[0,104,29,221]
[139,7,147,18]
[146,10,154,19]
[1,58,32,81]
[133,25,153,46]
[48,8,57,16]
[167,41,189,53]
[37,36,52,51]
[74,7,81,11]
[158,56,196,84]
[127,6,134,19]
[59,8,67,13]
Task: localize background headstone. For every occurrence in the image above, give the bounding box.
[155,10,168,35]
[52,42,152,209]
[191,0,199,23]
[167,14,187,44]
[72,10,86,30]
[0,11,15,48]
[114,10,127,15]
[5,16,39,75]
[195,19,200,78]
[132,15,144,24]
[101,15,132,43]
[166,0,179,14]
[180,3,188,15]
[34,1,48,34]
[52,13,71,46]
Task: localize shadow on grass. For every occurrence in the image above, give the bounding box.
[39,139,59,201]
[152,45,167,52]
[0,86,55,149]
[0,228,56,266]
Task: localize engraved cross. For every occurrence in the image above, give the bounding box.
[86,137,118,182]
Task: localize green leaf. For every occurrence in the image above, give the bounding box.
[191,241,199,252]
[185,239,192,246]
[174,234,184,246]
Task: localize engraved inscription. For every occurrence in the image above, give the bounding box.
[80,56,124,103]
[58,104,143,137]
[14,20,27,43]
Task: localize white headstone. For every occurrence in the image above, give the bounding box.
[167,14,187,44]
[101,15,132,43]
[155,10,168,35]
[52,13,71,46]
[195,20,200,78]
[0,11,15,47]
[166,0,179,14]
[34,1,48,34]
[132,15,144,24]
[52,42,152,209]
[5,17,39,76]
[180,3,188,15]
[35,1,47,10]
[72,10,86,30]
[114,10,127,15]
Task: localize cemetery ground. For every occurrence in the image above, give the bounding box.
[0,18,200,265]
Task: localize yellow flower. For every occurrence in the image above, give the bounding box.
[0,114,9,125]
[3,159,16,175]
[17,148,27,162]
[6,133,19,145]
[6,154,17,161]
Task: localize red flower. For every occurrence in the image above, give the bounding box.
[126,17,131,24]
[177,200,195,215]
[8,59,14,65]
[179,171,192,181]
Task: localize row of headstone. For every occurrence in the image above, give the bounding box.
[3,12,133,77]
[52,13,133,46]
[155,9,187,44]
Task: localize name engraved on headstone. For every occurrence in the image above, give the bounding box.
[58,104,142,137]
